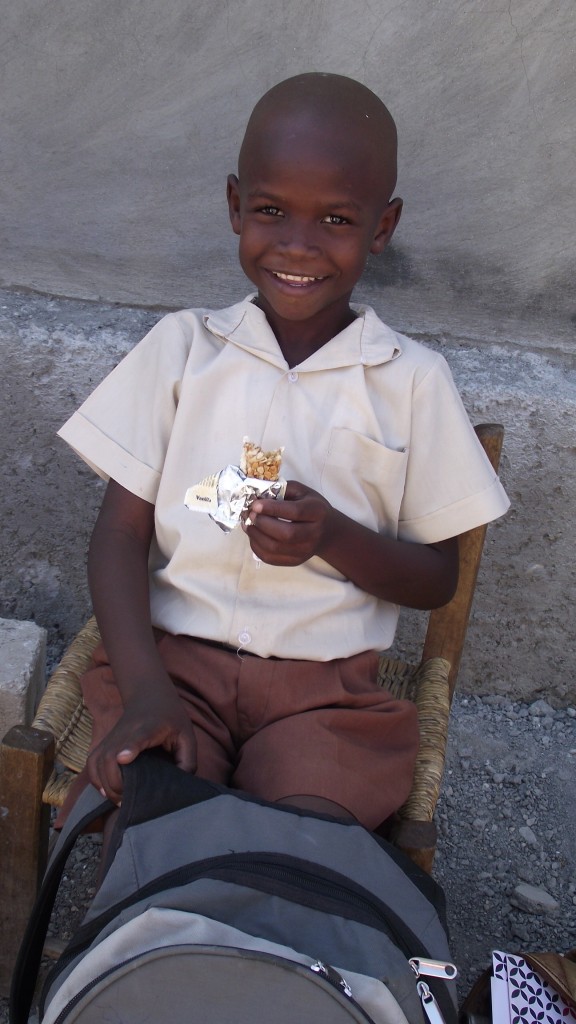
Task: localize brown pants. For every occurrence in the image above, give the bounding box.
[57,633,419,831]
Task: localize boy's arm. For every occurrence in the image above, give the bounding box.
[86,479,197,803]
[244,481,459,610]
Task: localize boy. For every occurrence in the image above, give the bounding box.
[57,73,508,830]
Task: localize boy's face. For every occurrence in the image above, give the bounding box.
[227,119,401,350]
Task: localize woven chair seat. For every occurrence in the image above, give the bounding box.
[33,616,451,826]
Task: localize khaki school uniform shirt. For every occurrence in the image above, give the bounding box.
[58,297,509,660]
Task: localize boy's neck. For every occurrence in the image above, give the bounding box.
[254,296,358,368]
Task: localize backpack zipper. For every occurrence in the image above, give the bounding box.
[309,960,378,1022]
[417,981,448,1024]
[409,958,458,981]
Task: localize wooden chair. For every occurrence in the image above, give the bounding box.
[0,423,504,993]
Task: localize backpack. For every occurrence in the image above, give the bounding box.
[11,752,458,1024]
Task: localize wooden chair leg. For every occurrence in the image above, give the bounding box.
[0,725,54,995]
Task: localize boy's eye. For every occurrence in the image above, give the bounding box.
[259,205,283,217]
[322,214,349,225]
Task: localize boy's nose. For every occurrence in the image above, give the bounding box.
[275,222,321,257]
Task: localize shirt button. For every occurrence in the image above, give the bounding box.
[288,371,298,383]
[238,630,252,645]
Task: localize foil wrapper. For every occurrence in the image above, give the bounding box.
[184,464,286,533]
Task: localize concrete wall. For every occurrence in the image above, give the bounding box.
[2,0,575,348]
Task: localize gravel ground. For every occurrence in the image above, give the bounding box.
[2,692,574,1022]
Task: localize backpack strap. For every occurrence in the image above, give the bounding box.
[10,784,113,1024]
[117,751,224,827]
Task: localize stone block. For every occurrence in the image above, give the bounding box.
[0,618,46,740]
[511,883,560,916]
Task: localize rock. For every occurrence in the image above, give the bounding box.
[529,700,555,718]
[510,884,559,915]
[0,618,47,736]
[518,826,539,846]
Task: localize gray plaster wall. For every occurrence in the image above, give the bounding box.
[2,0,575,347]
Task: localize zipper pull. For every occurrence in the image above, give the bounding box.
[417,980,447,1024]
[409,957,458,981]
[310,960,353,998]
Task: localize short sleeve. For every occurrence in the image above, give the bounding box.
[57,314,191,504]
[398,355,509,543]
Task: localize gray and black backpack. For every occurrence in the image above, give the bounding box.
[11,753,458,1024]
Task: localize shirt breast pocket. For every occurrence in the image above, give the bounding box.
[321,428,408,536]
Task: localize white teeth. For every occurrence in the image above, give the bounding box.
[273,272,323,283]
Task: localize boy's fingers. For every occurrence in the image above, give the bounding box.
[250,501,306,525]
[116,724,197,772]
[248,519,294,549]
[283,480,310,500]
[116,747,137,764]
[250,481,309,521]
[103,753,125,800]
[89,754,123,805]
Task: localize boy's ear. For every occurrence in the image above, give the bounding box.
[227,174,242,235]
[370,197,403,254]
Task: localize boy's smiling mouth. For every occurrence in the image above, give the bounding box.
[269,270,327,286]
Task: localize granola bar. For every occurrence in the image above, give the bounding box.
[240,438,284,481]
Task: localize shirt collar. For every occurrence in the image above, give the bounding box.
[204,295,402,371]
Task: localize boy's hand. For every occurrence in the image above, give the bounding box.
[86,687,197,805]
[243,480,332,565]
[244,479,459,610]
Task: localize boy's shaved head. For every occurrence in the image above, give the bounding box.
[228,72,404,356]
[239,72,398,201]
